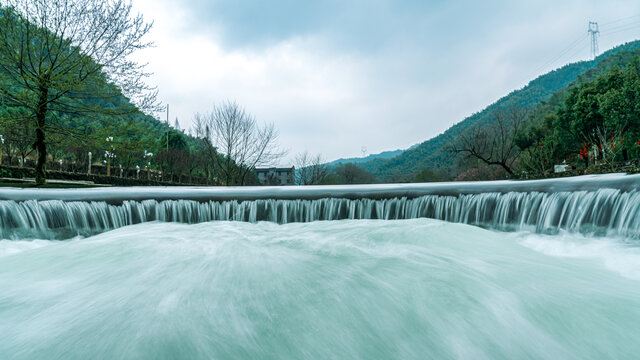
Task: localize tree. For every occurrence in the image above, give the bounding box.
[155,128,189,181]
[557,59,640,164]
[518,138,557,177]
[330,163,377,184]
[515,113,559,177]
[294,151,328,185]
[450,106,529,177]
[192,112,220,185]
[156,148,188,182]
[198,101,285,185]
[412,169,450,182]
[100,120,154,177]
[0,0,157,184]
[0,115,34,166]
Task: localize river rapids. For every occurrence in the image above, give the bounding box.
[2,219,640,359]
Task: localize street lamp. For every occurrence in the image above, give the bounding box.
[88,152,92,175]
[106,137,115,176]
[136,165,140,179]
[144,150,153,180]
[0,134,4,166]
[59,159,63,171]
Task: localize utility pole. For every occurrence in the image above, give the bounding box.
[588,21,600,60]
[166,104,169,152]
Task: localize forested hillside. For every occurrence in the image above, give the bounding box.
[325,145,417,168]
[0,4,260,186]
[360,40,640,181]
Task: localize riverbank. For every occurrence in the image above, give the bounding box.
[0,165,200,187]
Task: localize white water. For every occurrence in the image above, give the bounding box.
[1,219,640,359]
[2,188,639,240]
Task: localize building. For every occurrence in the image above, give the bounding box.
[255,167,295,185]
[553,160,571,173]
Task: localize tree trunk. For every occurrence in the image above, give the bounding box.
[226,156,232,186]
[34,83,50,186]
[496,162,514,177]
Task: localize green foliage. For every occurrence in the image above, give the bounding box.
[321,163,378,184]
[517,55,640,175]
[412,169,450,183]
[357,41,640,181]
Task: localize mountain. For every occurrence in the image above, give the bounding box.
[325,145,417,168]
[358,40,640,181]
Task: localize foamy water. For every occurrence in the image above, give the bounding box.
[1,219,639,359]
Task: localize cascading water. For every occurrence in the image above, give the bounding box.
[2,175,640,359]
[1,188,639,239]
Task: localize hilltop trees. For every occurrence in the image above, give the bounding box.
[0,0,158,184]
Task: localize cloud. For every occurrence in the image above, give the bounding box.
[131,0,640,163]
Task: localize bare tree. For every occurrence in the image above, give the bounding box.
[0,0,158,184]
[295,151,328,185]
[199,101,285,185]
[192,112,219,185]
[594,124,625,169]
[450,106,529,177]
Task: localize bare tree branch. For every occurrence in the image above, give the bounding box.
[294,151,328,185]
[448,105,529,177]
[196,101,286,185]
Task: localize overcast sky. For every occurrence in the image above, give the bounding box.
[130,0,640,163]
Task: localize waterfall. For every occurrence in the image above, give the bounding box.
[1,188,639,240]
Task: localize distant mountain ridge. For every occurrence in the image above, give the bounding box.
[326,145,417,168]
[355,40,640,181]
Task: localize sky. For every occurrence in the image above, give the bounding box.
[130,0,640,164]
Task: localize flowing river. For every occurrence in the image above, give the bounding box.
[1,175,640,359]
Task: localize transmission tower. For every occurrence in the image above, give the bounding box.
[588,21,600,60]
[174,117,181,131]
[361,146,367,157]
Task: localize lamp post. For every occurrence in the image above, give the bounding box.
[88,152,92,175]
[119,164,123,178]
[136,165,140,179]
[144,150,153,180]
[59,159,63,171]
[0,134,4,166]
[105,151,111,176]
[105,137,114,176]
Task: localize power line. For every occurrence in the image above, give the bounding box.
[600,14,640,27]
[521,16,638,88]
[525,33,588,83]
[602,21,640,33]
[601,23,640,37]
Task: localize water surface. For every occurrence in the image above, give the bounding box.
[1,219,639,359]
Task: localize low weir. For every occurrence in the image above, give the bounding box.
[1,173,639,240]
